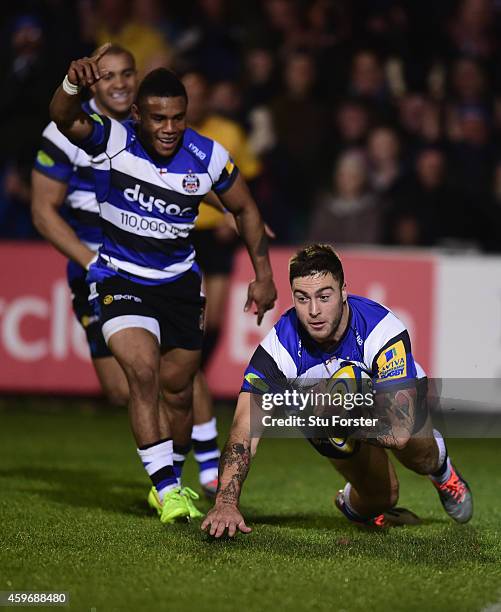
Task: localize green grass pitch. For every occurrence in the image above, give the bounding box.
[1,400,501,612]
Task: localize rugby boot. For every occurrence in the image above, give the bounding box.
[430,463,473,523]
[335,489,421,528]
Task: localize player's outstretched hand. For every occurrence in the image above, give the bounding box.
[201,503,252,538]
[244,277,277,325]
[67,43,112,89]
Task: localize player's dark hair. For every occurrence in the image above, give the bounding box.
[136,68,187,107]
[289,244,344,287]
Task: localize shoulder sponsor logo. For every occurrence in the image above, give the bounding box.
[182,174,200,194]
[37,150,55,168]
[376,340,407,380]
[188,142,206,160]
[90,113,104,125]
[244,372,269,393]
[123,183,192,216]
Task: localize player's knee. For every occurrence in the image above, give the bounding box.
[126,360,158,392]
[162,382,193,411]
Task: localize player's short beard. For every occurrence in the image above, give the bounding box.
[318,302,344,346]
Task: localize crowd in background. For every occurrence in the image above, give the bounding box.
[2,0,501,250]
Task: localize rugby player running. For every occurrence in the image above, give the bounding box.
[32,45,232,500]
[202,244,472,537]
[48,45,277,524]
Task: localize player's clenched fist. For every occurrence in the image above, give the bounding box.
[66,43,112,89]
[201,504,252,538]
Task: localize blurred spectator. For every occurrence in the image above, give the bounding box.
[210,80,244,124]
[398,93,442,154]
[175,0,241,81]
[131,0,182,48]
[309,150,384,244]
[251,0,305,56]
[366,125,404,196]
[0,15,58,169]
[448,106,497,197]
[270,51,329,236]
[240,47,278,155]
[449,57,489,107]
[241,47,277,111]
[348,49,393,120]
[445,0,498,61]
[387,148,469,247]
[0,166,36,239]
[301,0,353,95]
[92,0,172,77]
[331,98,371,162]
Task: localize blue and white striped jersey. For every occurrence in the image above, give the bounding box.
[242,295,418,393]
[77,113,238,285]
[34,99,103,254]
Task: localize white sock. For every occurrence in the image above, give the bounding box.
[192,417,218,441]
[137,439,177,501]
[430,429,452,484]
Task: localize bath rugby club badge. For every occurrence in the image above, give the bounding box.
[182,174,200,193]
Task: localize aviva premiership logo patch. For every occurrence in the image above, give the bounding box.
[376,340,407,380]
[182,174,200,193]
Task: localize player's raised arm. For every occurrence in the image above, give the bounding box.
[201,392,260,538]
[49,43,112,141]
[218,174,277,325]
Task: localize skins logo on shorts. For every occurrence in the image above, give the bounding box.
[182,174,200,194]
[376,340,407,380]
[103,295,114,305]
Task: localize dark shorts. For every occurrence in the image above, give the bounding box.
[192,228,239,276]
[91,271,205,352]
[69,275,111,359]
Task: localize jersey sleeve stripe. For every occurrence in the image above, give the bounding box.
[261,326,298,379]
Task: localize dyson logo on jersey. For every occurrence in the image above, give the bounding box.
[124,183,192,216]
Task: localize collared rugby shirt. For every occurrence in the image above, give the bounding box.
[77,113,238,285]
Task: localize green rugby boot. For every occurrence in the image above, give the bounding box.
[147,486,191,524]
[180,486,204,520]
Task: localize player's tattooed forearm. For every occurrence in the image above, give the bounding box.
[217,440,251,504]
[217,476,240,504]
